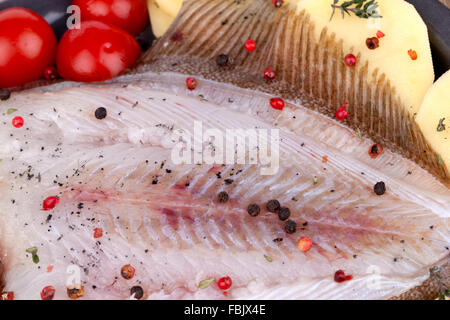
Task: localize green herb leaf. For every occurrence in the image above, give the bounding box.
[438,155,443,166]
[429,266,440,278]
[264,255,273,262]
[313,176,318,185]
[198,277,215,289]
[26,246,38,255]
[26,247,40,264]
[357,128,363,142]
[7,108,17,115]
[330,0,382,20]
[342,1,353,8]
[32,254,40,264]
[330,0,339,20]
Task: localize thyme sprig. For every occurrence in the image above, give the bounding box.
[330,0,382,21]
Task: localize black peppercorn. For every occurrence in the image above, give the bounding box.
[0,88,11,101]
[130,286,144,300]
[216,54,229,67]
[95,107,107,120]
[284,220,297,234]
[247,204,260,217]
[278,207,290,221]
[374,181,386,195]
[218,191,229,203]
[266,199,280,213]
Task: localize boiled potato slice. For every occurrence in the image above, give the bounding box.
[416,70,450,170]
[290,0,434,116]
[148,0,183,37]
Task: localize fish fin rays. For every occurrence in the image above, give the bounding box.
[137,0,449,185]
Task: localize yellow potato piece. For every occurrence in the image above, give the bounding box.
[148,0,183,37]
[155,0,183,17]
[416,70,450,171]
[147,0,435,120]
[289,0,434,116]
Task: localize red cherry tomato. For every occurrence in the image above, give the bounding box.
[56,20,141,82]
[72,0,149,35]
[0,7,57,88]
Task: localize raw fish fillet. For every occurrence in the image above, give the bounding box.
[0,0,449,300]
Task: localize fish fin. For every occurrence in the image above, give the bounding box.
[391,260,450,300]
[137,0,449,186]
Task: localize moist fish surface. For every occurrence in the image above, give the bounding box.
[0,72,448,300]
[1,0,449,300]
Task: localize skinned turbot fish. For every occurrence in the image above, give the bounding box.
[1,0,449,300]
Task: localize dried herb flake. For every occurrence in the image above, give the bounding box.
[437,118,446,132]
[198,278,215,289]
[313,176,318,185]
[357,128,363,142]
[26,246,38,255]
[26,247,39,264]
